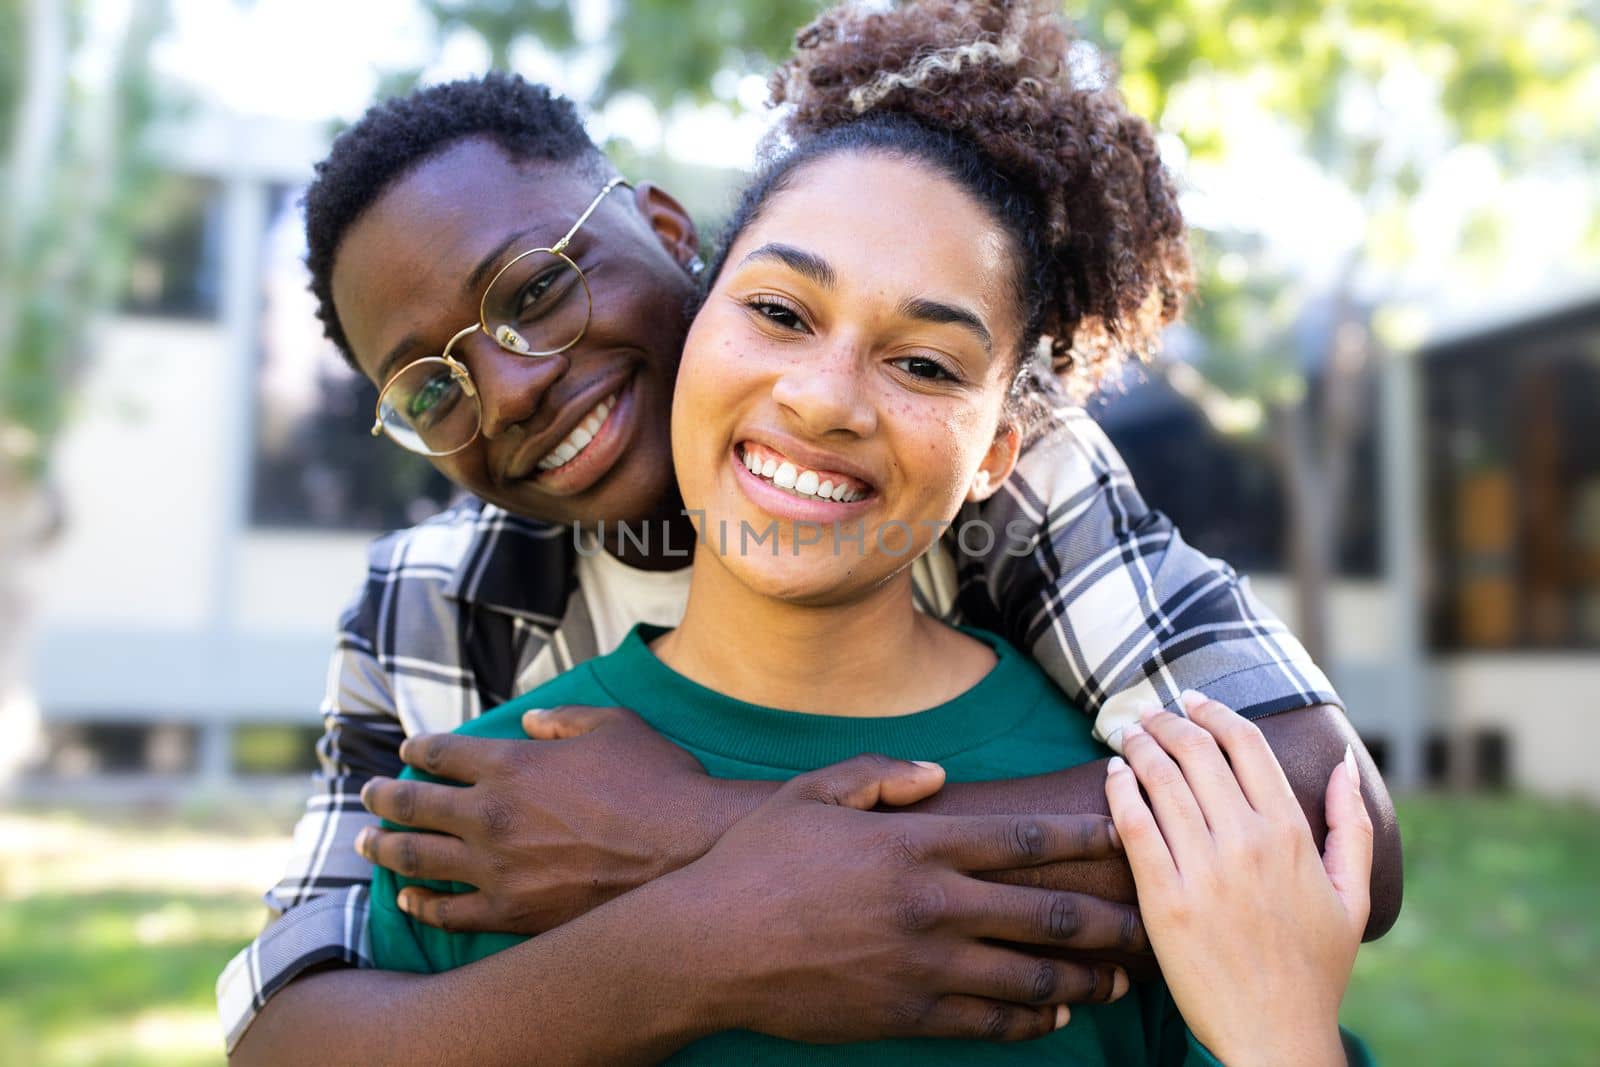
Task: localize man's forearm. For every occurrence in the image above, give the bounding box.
[694,705,1398,940]
[916,704,1401,941]
[230,878,713,1067]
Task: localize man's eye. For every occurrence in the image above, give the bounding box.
[408,373,458,424]
[893,356,957,382]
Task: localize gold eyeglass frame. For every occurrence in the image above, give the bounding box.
[370,176,633,457]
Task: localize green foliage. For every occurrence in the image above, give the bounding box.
[603,0,823,107]
[1,0,169,486]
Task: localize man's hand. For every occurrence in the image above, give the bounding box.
[661,753,1142,1043]
[358,706,727,934]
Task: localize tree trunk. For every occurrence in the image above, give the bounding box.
[0,475,55,786]
[1269,400,1335,666]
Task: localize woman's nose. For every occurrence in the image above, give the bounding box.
[770,345,877,439]
[463,333,571,439]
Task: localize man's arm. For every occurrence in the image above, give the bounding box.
[234,757,1143,1065]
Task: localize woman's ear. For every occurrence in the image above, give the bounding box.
[633,181,701,274]
[968,423,1022,503]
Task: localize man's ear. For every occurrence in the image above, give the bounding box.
[632,181,700,271]
[968,423,1022,503]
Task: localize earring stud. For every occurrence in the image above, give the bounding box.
[688,256,706,277]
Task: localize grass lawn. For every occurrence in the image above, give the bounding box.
[2,792,1596,1065]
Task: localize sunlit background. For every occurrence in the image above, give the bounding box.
[2,1,1597,1064]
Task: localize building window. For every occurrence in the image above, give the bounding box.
[122,175,224,319]
[249,184,455,531]
[1426,302,1600,650]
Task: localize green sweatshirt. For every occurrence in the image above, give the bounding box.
[369,624,1372,1066]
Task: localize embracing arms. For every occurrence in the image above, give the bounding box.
[362,695,1398,945]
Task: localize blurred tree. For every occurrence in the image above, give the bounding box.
[1077,0,1600,663]
[0,0,165,775]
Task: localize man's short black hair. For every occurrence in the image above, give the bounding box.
[304,72,608,369]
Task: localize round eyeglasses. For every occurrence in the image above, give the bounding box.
[370,176,631,457]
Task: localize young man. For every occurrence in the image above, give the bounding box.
[221,74,1399,1062]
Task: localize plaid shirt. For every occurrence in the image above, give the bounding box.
[217,406,1337,1051]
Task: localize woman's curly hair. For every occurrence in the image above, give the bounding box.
[750,0,1192,399]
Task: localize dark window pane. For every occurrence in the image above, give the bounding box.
[122,175,224,319]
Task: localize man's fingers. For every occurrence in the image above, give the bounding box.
[1103,756,1179,892]
[1322,745,1375,935]
[917,995,1063,1043]
[521,704,645,741]
[1180,692,1300,817]
[924,813,1124,872]
[947,880,1149,954]
[395,887,499,934]
[784,753,946,810]
[954,944,1128,1007]
[361,776,468,832]
[396,732,513,786]
[356,827,474,883]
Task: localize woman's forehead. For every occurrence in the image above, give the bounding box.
[737,153,1015,325]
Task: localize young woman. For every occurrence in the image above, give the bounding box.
[365,2,1376,1062]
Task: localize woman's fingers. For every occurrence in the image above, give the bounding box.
[1103,756,1179,893]
[1320,745,1375,935]
[1118,722,1212,871]
[1135,705,1254,836]
[1180,692,1300,817]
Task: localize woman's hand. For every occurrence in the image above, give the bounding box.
[1104,692,1373,1067]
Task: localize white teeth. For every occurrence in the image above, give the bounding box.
[535,394,615,472]
[740,445,869,503]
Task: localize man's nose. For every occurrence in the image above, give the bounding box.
[462,332,571,439]
[770,342,877,439]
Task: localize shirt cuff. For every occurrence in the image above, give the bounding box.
[216,885,372,1053]
[1095,660,1342,755]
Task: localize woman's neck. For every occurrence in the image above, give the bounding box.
[652,548,995,717]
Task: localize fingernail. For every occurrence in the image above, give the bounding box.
[524,707,549,717]
[355,828,372,857]
[1179,689,1208,713]
[1054,1004,1070,1030]
[1107,821,1123,851]
[1134,699,1163,721]
[912,760,942,771]
[1111,968,1129,1000]
[1344,743,1360,795]
[1107,755,1129,775]
[396,891,411,915]
[1121,722,1145,742]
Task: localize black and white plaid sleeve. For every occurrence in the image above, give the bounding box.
[216,503,517,1053]
[957,406,1340,750]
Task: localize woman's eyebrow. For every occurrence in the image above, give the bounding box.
[738,242,836,288]
[896,295,992,355]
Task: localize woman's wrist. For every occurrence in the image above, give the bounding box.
[1202,1022,1346,1067]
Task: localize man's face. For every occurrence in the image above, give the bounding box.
[331,139,697,527]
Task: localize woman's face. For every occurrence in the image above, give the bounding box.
[672,151,1024,605]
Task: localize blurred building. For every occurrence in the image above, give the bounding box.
[25,111,1600,801]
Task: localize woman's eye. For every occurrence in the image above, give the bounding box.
[749,299,805,331]
[893,356,957,382]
